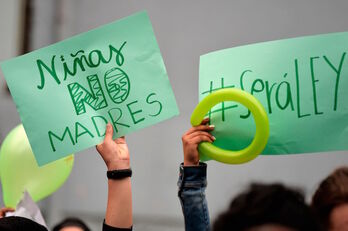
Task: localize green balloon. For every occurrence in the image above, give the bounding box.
[0,124,74,207]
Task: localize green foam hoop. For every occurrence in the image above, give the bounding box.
[190,88,269,164]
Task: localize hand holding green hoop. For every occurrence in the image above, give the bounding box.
[190,89,270,164]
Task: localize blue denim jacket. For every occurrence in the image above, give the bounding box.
[178,162,210,231]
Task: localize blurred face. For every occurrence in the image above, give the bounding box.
[248,224,296,231]
[330,204,348,231]
[60,227,84,231]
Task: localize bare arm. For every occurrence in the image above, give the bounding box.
[97,123,132,229]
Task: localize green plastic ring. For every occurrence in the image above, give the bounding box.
[190,88,269,164]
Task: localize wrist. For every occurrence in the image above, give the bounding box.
[106,159,130,170]
[184,158,199,166]
[107,168,132,180]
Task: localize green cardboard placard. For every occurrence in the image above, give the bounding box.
[199,32,348,156]
[1,11,179,166]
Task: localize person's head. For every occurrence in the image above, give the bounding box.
[213,183,320,231]
[311,167,348,231]
[52,217,90,231]
[0,216,48,231]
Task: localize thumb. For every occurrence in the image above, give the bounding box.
[104,123,114,142]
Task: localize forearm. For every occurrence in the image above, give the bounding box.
[105,177,132,229]
[97,124,133,231]
[178,162,210,231]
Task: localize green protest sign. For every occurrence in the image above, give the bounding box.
[199,32,348,156]
[1,11,179,166]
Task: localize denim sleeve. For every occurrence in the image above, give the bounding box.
[177,162,210,231]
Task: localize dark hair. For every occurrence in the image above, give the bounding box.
[311,167,348,230]
[0,216,48,231]
[53,217,90,231]
[213,183,320,231]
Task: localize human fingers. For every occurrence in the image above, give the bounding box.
[190,133,215,144]
[104,123,114,142]
[184,124,215,136]
[96,123,113,153]
[200,118,210,125]
[187,131,215,141]
[183,131,215,146]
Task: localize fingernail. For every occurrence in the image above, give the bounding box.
[212,136,216,140]
[209,125,215,128]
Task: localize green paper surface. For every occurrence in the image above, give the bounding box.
[199,32,348,156]
[1,11,179,166]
